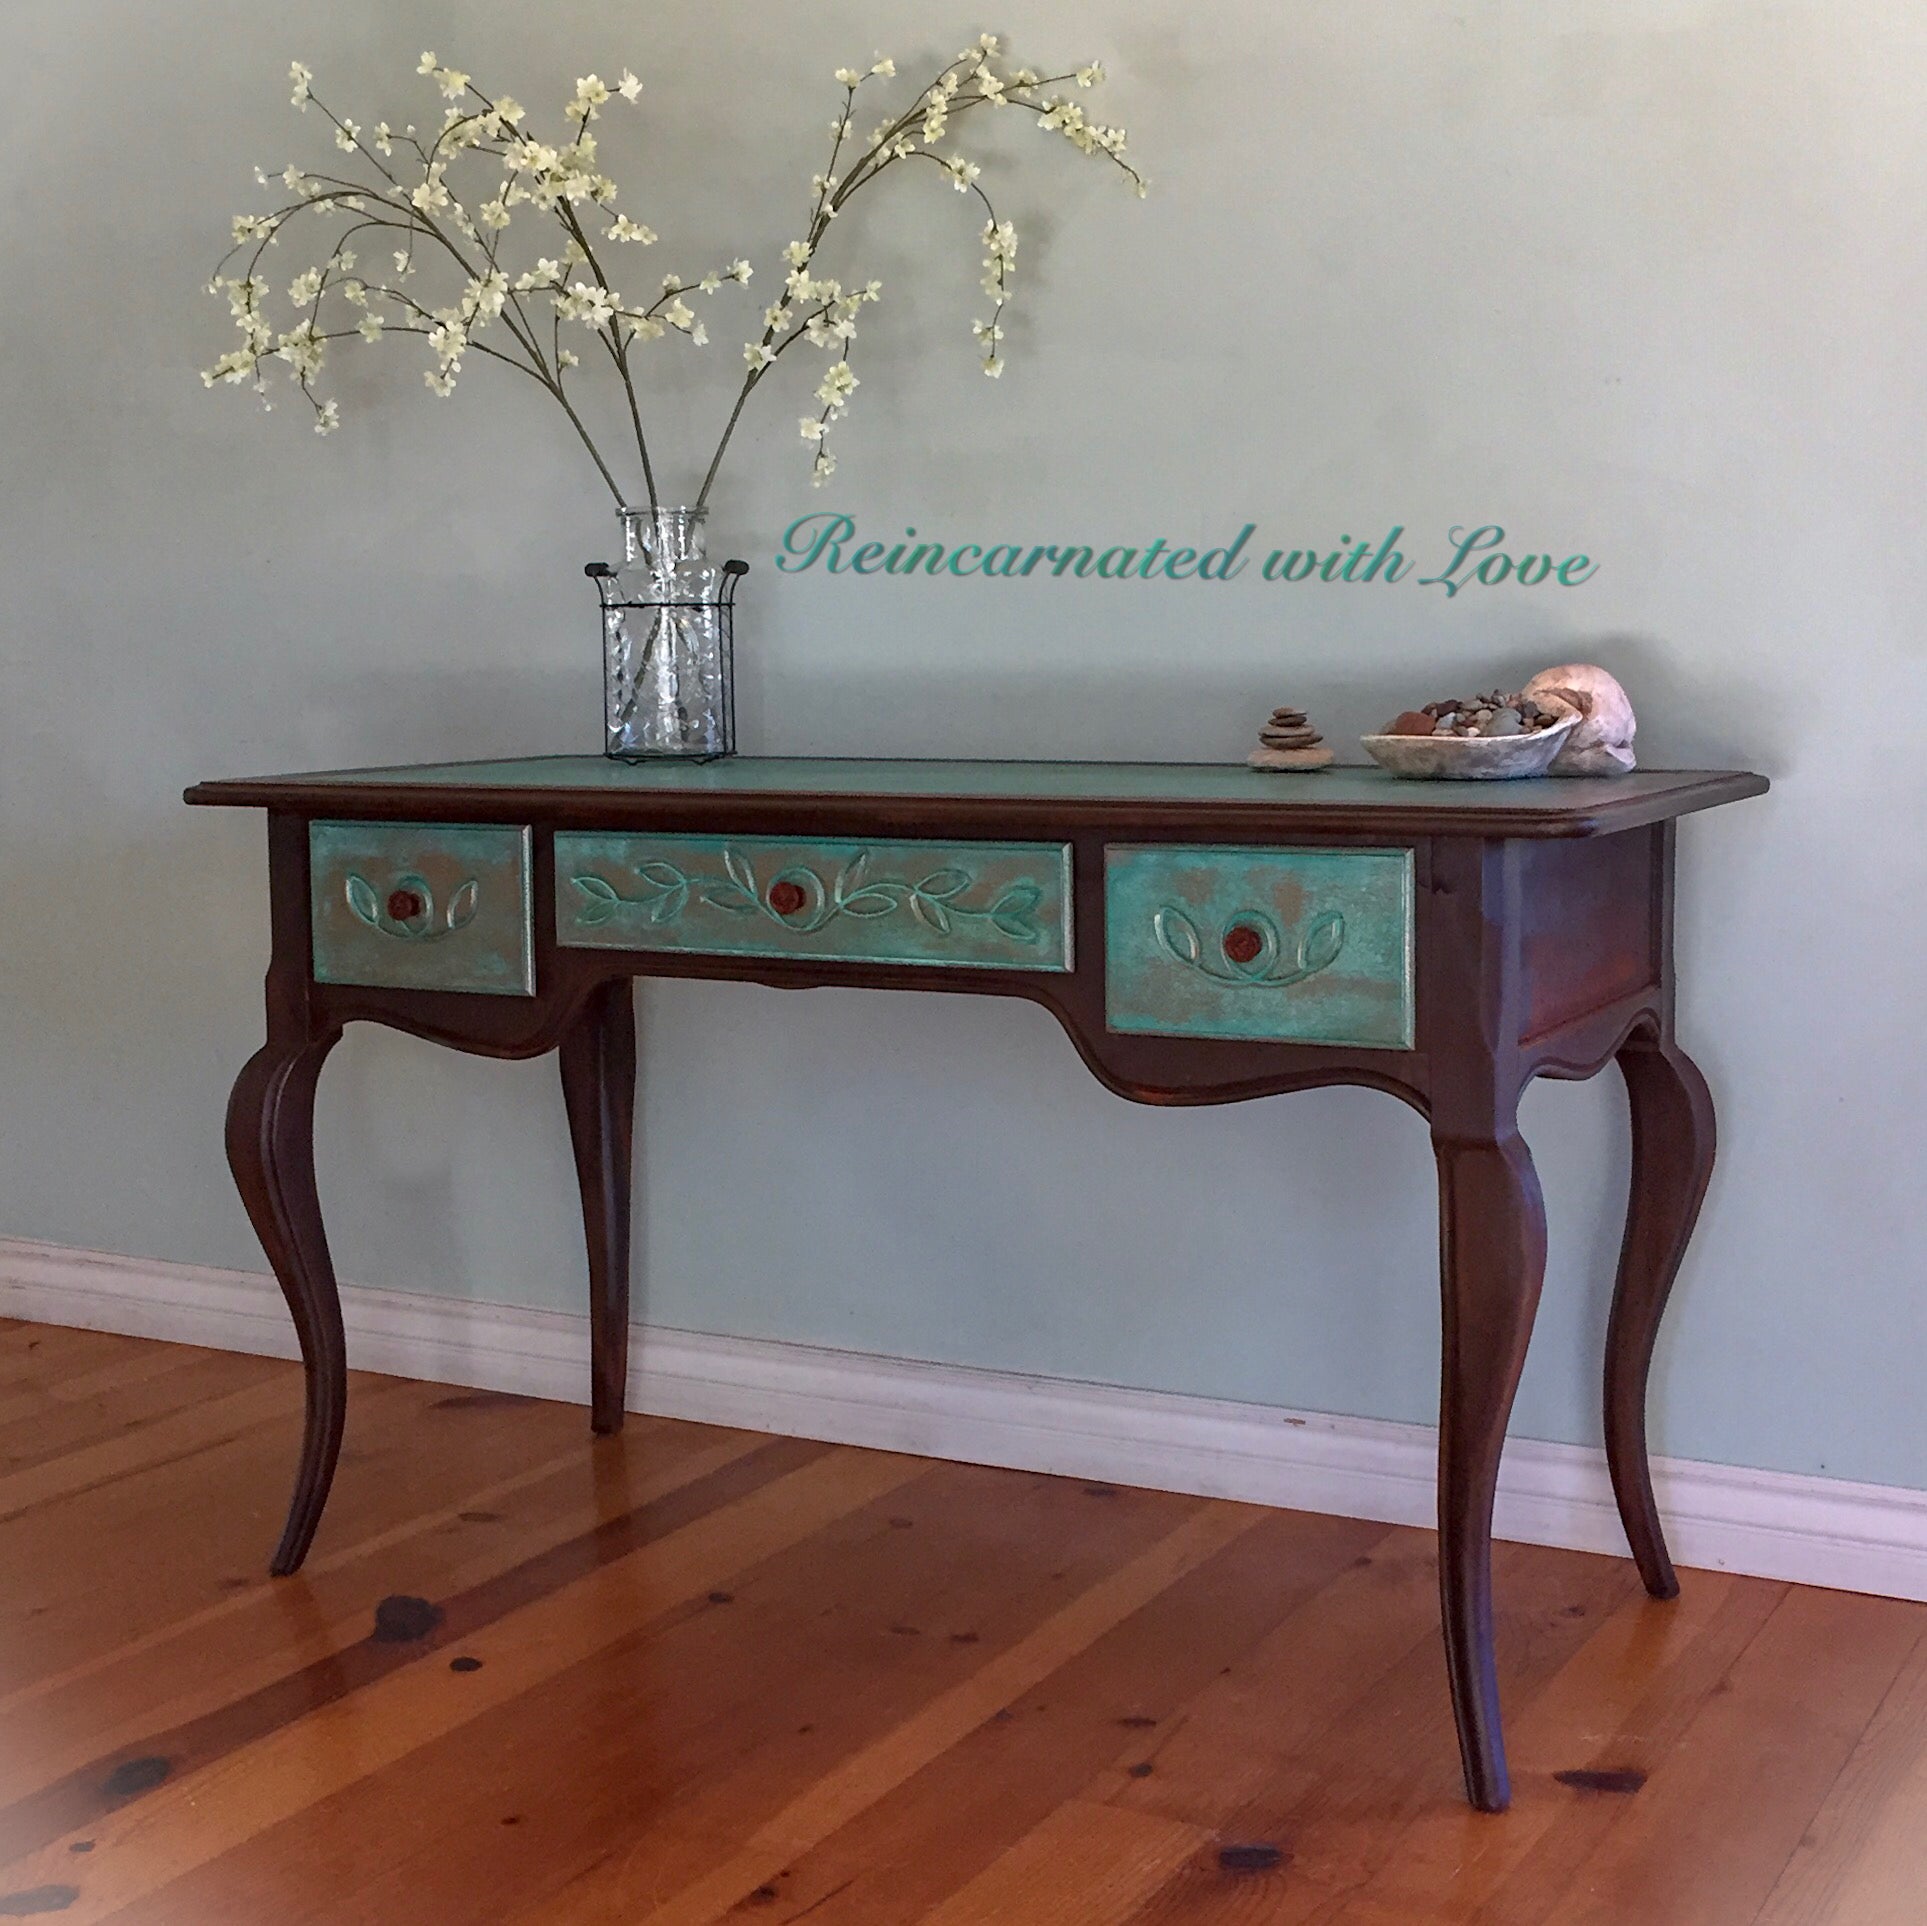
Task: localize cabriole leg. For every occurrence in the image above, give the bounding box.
[1605,1022,1716,1598]
[225,1032,345,1576]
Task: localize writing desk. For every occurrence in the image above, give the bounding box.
[186,755,1767,1810]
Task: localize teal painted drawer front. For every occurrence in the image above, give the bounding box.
[310,821,534,996]
[557,834,1073,972]
[1105,844,1414,1048]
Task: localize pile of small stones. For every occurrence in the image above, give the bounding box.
[1248,704,1335,771]
[1381,690,1568,740]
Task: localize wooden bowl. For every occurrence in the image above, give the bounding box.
[1359,712,1578,780]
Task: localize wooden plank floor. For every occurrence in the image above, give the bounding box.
[3,1319,1925,1924]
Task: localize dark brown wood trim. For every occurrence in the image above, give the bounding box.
[186,767,1769,842]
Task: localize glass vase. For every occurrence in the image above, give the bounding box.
[589,505,743,759]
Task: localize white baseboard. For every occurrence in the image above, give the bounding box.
[4,1234,1924,1603]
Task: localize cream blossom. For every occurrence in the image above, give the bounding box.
[566,74,611,122]
[816,361,858,409]
[557,281,618,328]
[275,317,325,378]
[202,348,255,386]
[468,268,509,318]
[508,136,558,174]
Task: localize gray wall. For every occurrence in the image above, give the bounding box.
[3,1,1922,1487]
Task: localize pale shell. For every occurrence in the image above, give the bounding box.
[1520,663,1636,775]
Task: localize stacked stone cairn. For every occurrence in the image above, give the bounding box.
[1248,704,1335,771]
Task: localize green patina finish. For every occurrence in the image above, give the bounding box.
[557,833,1073,972]
[310,821,534,996]
[1105,844,1415,1048]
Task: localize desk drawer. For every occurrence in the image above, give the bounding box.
[557,833,1072,972]
[1105,844,1414,1048]
[310,821,534,996]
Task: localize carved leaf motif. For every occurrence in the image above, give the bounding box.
[446,880,480,931]
[627,861,691,923]
[345,874,380,929]
[723,847,758,896]
[698,880,758,916]
[915,868,970,903]
[837,886,898,919]
[1154,906,1202,966]
[570,875,621,927]
[1301,911,1346,976]
[910,892,953,934]
[991,882,1043,942]
[833,851,870,902]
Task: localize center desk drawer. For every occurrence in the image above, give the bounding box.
[556,834,1073,972]
[1105,844,1414,1048]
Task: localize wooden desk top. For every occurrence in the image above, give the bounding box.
[188,756,1768,840]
